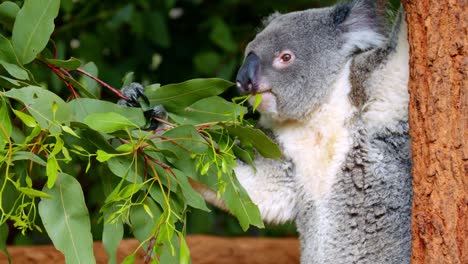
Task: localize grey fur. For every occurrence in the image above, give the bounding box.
[232,1,412,263]
[295,121,412,263]
[244,1,386,122]
[349,9,404,109]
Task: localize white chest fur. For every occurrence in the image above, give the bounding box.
[362,21,409,132]
[274,62,356,200]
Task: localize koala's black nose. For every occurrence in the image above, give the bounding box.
[236,52,260,94]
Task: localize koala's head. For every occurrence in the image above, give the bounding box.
[236,0,386,122]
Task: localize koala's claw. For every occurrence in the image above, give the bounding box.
[144,105,168,130]
[118,82,167,130]
[117,83,149,107]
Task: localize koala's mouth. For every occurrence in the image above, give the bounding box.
[247,88,278,114]
[253,89,274,96]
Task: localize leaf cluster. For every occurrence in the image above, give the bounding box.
[0,0,283,263]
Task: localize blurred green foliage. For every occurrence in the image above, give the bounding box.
[48,0,335,94]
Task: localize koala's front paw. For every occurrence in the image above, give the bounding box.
[118,82,167,130]
[144,105,168,130]
[117,83,148,107]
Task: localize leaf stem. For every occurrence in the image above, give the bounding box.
[37,59,79,98]
[47,64,80,98]
[75,68,128,100]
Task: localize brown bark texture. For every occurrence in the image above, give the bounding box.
[402,1,467,263]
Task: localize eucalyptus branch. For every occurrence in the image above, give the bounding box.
[144,237,157,264]
[153,117,175,128]
[38,60,80,98]
[75,68,128,100]
[198,130,220,153]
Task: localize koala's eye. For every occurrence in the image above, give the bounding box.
[281,53,292,62]
[273,50,295,69]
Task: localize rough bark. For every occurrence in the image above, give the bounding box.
[401,1,467,263]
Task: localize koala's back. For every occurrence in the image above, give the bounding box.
[292,11,412,262]
[295,120,412,264]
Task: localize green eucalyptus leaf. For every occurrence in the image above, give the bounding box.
[46,155,59,188]
[223,172,264,231]
[11,151,47,166]
[173,169,209,211]
[145,78,233,112]
[12,0,60,64]
[0,2,19,29]
[170,96,244,125]
[0,76,26,87]
[118,183,144,199]
[130,198,162,245]
[223,125,282,159]
[232,145,255,168]
[121,253,136,264]
[61,125,80,138]
[38,173,96,264]
[46,57,81,70]
[65,127,115,154]
[18,187,52,199]
[102,211,123,264]
[84,112,138,133]
[62,74,98,99]
[79,62,100,98]
[105,156,133,180]
[69,98,145,127]
[253,94,262,112]
[158,232,179,263]
[11,109,36,127]
[107,156,144,183]
[156,125,208,158]
[121,72,134,87]
[96,150,117,162]
[0,99,12,149]
[5,86,70,133]
[115,143,133,153]
[0,35,29,80]
[23,125,41,145]
[178,233,190,264]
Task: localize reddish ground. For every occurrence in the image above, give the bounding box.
[1,236,300,264]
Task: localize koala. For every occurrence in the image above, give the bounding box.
[231,0,412,263]
[120,1,411,262]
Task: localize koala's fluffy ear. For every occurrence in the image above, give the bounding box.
[262,12,281,27]
[333,0,387,53]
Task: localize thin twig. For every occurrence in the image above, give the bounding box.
[198,131,220,153]
[145,154,171,170]
[144,237,156,264]
[37,59,79,98]
[75,68,128,100]
[48,65,79,98]
[153,117,175,128]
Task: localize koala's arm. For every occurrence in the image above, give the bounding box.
[193,155,297,224]
[234,156,297,224]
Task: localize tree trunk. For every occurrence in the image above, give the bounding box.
[401,1,467,263]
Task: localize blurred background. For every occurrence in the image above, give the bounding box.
[4,0,398,245]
